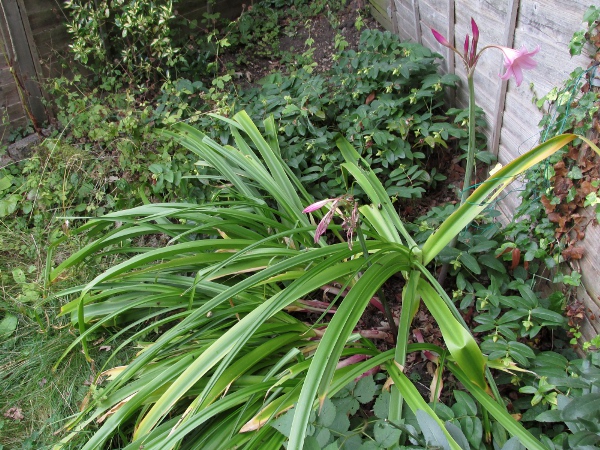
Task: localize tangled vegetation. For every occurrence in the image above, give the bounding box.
[1,2,600,449]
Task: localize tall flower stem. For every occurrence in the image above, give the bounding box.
[437,75,477,286]
[461,75,477,205]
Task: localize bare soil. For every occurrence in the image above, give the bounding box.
[225,0,381,85]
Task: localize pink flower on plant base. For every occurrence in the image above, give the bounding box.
[497,45,540,86]
[470,18,479,43]
[303,198,340,244]
[469,18,479,64]
[302,199,334,214]
[303,196,358,248]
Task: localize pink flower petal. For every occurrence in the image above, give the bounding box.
[302,199,332,213]
[431,28,451,48]
[471,18,479,42]
[470,18,479,64]
[355,365,380,382]
[336,354,368,369]
[314,208,335,243]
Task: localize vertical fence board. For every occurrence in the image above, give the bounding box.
[394,0,419,42]
[411,0,422,44]
[489,0,518,158]
[418,0,452,73]
[370,0,395,31]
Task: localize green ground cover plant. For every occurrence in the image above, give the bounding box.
[231,29,478,200]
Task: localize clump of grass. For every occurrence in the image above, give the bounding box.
[0,317,91,449]
[0,222,134,448]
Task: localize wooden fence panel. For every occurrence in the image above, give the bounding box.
[0,0,48,132]
[370,0,395,31]
[22,0,70,80]
[0,45,28,141]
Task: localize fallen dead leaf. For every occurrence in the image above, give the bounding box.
[4,407,24,421]
[562,246,585,261]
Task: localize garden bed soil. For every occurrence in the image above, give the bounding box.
[224,0,377,84]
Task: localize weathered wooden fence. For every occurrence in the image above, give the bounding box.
[370,0,600,341]
[0,0,246,143]
[0,0,55,140]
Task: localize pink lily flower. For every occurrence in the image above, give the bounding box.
[430,18,539,85]
[431,18,480,67]
[469,18,479,64]
[471,18,479,43]
[303,197,340,244]
[431,28,452,48]
[497,45,540,86]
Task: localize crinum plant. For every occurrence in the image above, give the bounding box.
[49,22,600,450]
[49,112,598,450]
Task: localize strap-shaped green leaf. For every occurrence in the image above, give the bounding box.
[289,251,410,449]
[337,136,416,247]
[422,134,581,264]
[386,363,462,450]
[418,279,488,391]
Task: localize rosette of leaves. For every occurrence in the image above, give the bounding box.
[49,112,594,449]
